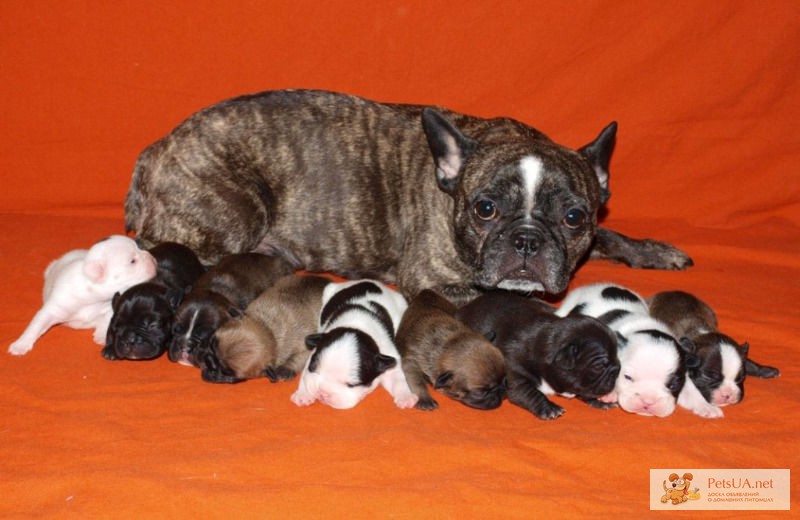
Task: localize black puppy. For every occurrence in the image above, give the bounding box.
[457,291,620,420]
[170,253,294,370]
[103,242,204,360]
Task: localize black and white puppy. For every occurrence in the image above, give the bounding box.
[457,291,619,419]
[169,253,294,367]
[648,290,779,408]
[556,283,721,418]
[291,280,418,410]
[103,242,204,360]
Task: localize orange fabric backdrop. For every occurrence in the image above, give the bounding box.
[1,1,798,517]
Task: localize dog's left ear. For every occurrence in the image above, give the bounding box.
[433,371,454,389]
[421,108,478,193]
[305,333,324,350]
[83,258,107,283]
[578,121,617,205]
[740,342,750,356]
[554,343,578,369]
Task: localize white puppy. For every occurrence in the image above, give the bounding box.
[291,279,418,410]
[556,283,722,418]
[8,236,157,355]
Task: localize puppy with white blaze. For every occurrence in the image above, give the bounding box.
[291,280,418,410]
[8,236,157,355]
[556,283,722,418]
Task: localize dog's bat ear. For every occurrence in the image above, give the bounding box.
[375,353,397,374]
[433,371,454,389]
[578,121,617,205]
[83,258,106,283]
[678,337,697,354]
[227,306,243,319]
[421,108,478,194]
[554,343,578,370]
[305,333,324,350]
[739,342,750,356]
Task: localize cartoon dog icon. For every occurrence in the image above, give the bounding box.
[661,472,700,505]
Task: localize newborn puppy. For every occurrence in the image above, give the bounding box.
[149,241,206,291]
[102,242,205,361]
[396,290,506,411]
[198,275,331,383]
[649,290,779,408]
[291,279,418,410]
[169,253,294,367]
[8,236,157,355]
[556,283,720,418]
[457,291,619,419]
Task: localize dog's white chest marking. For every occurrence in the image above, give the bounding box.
[519,156,544,215]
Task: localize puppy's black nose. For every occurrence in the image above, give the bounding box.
[512,229,540,257]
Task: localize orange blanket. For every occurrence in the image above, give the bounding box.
[2,1,797,517]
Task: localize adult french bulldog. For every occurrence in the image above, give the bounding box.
[102,242,205,361]
[648,290,779,407]
[457,291,619,419]
[396,289,506,411]
[125,89,691,304]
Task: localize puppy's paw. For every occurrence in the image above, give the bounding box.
[92,328,107,346]
[415,396,439,411]
[264,365,297,382]
[100,346,120,360]
[583,397,617,410]
[693,402,724,419]
[631,240,693,270]
[393,392,419,409]
[8,340,33,356]
[534,400,565,420]
[290,390,316,407]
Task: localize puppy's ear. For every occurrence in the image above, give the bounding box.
[83,259,107,283]
[578,121,617,205]
[740,342,750,356]
[553,343,579,369]
[669,473,679,482]
[375,353,397,374]
[227,306,243,319]
[421,108,478,194]
[305,333,324,350]
[111,292,122,311]
[683,473,693,481]
[678,337,697,354]
[433,371,454,390]
[166,289,184,310]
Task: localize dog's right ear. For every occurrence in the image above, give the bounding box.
[305,333,324,350]
[421,108,478,194]
[678,337,697,354]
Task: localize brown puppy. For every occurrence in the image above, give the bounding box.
[396,289,505,411]
[169,253,295,368]
[200,275,331,383]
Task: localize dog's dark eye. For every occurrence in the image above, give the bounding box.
[563,208,586,229]
[474,199,498,220]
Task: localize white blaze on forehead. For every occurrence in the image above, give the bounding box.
[720,343,744,380]
[519,156,544,215]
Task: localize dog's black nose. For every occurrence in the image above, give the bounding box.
[512,229,540,257]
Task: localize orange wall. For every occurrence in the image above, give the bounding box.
[2,1,798,227]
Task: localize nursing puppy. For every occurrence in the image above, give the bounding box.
[8,236,157,355]
[169,253,294,367]
[198,275,331,383]
[291,280,418,410]
[457,291,619,419]
[557,283,721,418]
[649,291,779,407]
[396,290,505,411]
[102,242,205,361]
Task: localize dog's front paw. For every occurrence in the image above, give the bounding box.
[630,239,693,270]
[394,392,419,409]
[290,390,316,407]
[693,402,724,419]
[100,346,120,360]
[414,395,439,411]
[8,339,33,356]
[534,400,566,420]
